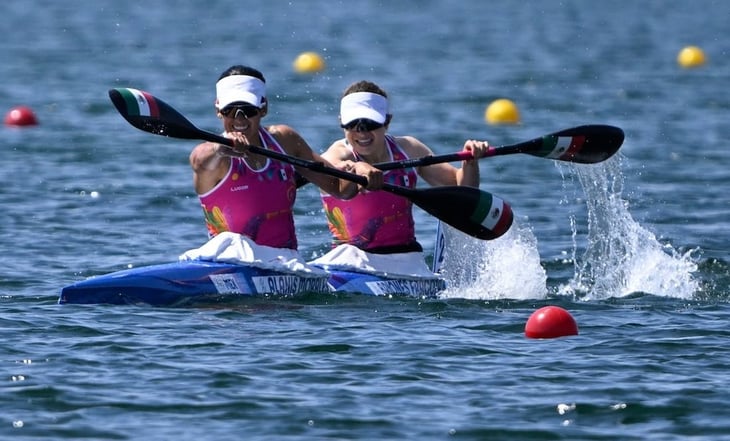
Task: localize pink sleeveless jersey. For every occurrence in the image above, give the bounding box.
[198,129,298,249]
[322,135,417,251]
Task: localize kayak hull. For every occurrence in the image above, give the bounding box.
[59,261,445,305]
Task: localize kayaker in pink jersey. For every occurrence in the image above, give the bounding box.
[311,80,488,276]
[189,65,383,250]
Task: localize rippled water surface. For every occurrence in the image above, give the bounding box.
[2,1,729,439]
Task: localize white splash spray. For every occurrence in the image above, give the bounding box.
[559,155,699,300]
[436,220,548,300]
[434,154,698,301]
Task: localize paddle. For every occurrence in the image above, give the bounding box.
[108,88,514,240]
[370,124,625,170]
[293,124,624,187]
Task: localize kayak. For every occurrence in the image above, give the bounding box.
[59,260,446,306]
[59,232,446,306]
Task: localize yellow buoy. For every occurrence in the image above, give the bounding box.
[677,46,706,68]
[485,99,520,125]
[293,51,325,74]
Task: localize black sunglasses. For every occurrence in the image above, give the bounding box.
[340,118,385,132]
[220,104,261,118]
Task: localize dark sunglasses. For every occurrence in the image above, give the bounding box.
[340,118,385,132]
[220,104,261,118]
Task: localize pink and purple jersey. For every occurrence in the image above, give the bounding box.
[322,135,417,251]
[198,129,297,249]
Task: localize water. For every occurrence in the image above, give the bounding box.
[2,0,729,439]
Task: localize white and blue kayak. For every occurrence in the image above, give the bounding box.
[59,233,446,306]
[59,261,446,306]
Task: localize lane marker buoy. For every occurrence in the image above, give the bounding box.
[4,106,38,126]
[677,46,706,68]
[485,99,520,125]
[525,306,578,339]
[293,51,325,74]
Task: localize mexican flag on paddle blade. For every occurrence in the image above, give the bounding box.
[114,88,160,118]
[540,134,586,161]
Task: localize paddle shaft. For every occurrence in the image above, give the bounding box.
[372,124,624,170]
[202,131,380,189]
[294,124,624,187]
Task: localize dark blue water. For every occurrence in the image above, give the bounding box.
[2,1,729,439]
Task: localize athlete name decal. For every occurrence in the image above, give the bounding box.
[251,276,329,294]
[365,279,446,296]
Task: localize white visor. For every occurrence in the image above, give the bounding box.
[216,75,266,109]
[340,92,389,125]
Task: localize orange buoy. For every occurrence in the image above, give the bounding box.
[4,106,38,126]
[525,306,578,339]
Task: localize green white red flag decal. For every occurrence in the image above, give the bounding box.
[472,192,513,238]
[114,88,160,118]
[542,135,586,161]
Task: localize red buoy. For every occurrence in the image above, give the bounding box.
[4,106,38,126]
[525,306,578,339]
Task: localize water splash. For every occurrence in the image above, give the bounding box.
[435,154,699,301]
[437,220,548,300]
[558,155,699,300]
